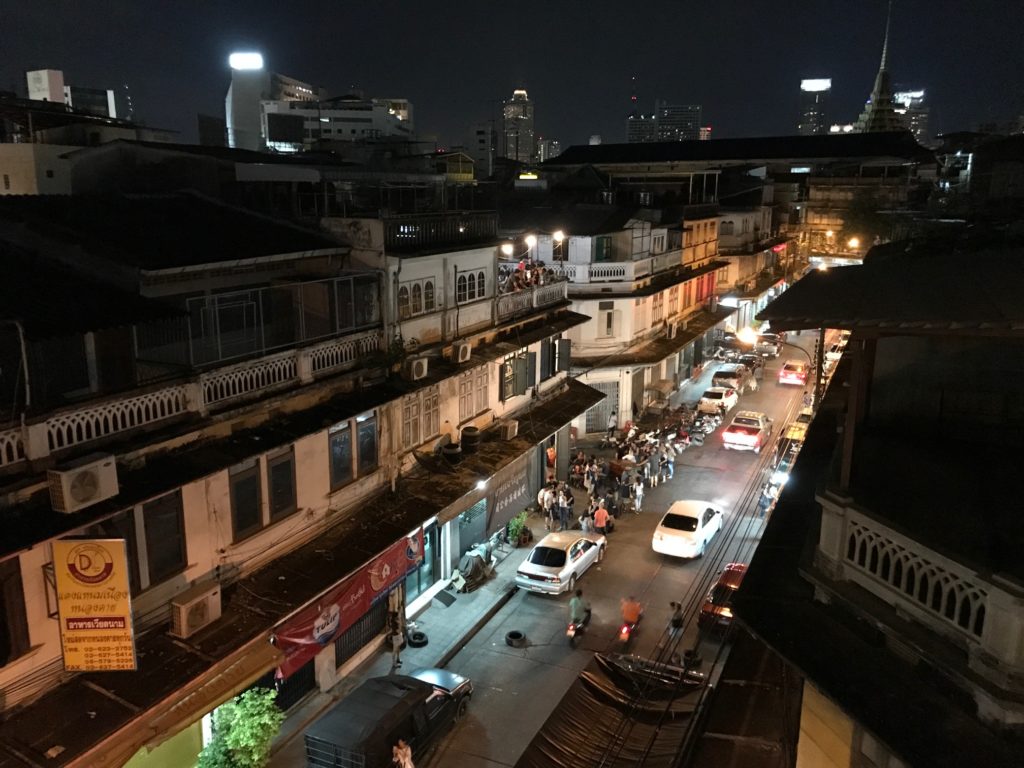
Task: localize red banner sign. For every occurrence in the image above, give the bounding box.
[273,530,424,679]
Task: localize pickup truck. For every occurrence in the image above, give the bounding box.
[722,411,773,453]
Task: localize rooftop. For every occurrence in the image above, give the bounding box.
[0,192,342,271]
[549,131,934,167]
[758,245,1024,332]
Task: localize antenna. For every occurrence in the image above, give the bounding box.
[880,0,893,71]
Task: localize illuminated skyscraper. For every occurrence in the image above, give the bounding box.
[502,89,535,164]
[798,78,831,135]
[893,88,930,144]
[655,101,701,141]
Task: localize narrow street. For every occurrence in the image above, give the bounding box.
[427,338,817,768]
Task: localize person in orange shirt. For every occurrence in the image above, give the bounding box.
[621,596,643,624]
[593,503,610,534]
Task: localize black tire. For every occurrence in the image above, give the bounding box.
[597,545,605,563]
[407,630,429,648]
[567,574,577,593]
[455,696,470,720]
[698,540,706,558]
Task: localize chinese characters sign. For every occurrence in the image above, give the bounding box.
[53,539,136,671]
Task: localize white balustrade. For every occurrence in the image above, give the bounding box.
[496,290,534,321]
[46,386,190,452]
[588,263,629,281]
[534,281,567,308]
[0,427,25,467]
[306,330,383,376]
[200,351,298,407]
[841,509,988,641]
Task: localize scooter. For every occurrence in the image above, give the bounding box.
[616,614,642,650]
[567,609,592,648]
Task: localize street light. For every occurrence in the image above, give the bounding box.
[847,237,860,250]
[553,230,566,261]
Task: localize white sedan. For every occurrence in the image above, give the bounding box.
[697,387,739,415]
[652,500,724,559]
[515,531,606,595]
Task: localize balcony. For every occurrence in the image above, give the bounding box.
[495,280,568,322]
[540,250,684,286]
[0,328,384,468]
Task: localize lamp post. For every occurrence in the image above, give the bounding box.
[553,230,566,261]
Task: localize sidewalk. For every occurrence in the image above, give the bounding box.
[267,527,537,768]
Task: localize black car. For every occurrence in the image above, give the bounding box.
[737,353,763,372]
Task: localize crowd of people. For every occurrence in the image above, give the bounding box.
[499,259,564,294]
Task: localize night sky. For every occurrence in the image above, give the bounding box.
[5,0,1023,148]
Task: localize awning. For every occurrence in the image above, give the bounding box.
[645,379,676,397]
[71,636,283,767]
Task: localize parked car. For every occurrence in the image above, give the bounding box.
[304,667,473,768]
[515,531,606,595]
[698,563,747,630]
[652,500,724,558]
[711,363,753,393]
[697,387,739,414]
[755,333,782,358]
[737,353,764,373]
[777,360,809,386]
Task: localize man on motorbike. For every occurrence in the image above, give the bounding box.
[621,595,643,625]
[569,589,591,626]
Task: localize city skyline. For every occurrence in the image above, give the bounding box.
[4,0,1023,148]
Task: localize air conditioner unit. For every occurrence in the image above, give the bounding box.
[499,420,519,440]
[47,453,119,514]
[667,322,678,340]
[402,356,429,381]
[454,341,472,364]
[169,582,222,640]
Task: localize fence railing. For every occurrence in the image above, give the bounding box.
[496,280,568,322]
[0,328,384,468]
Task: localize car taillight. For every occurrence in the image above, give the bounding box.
[546,575,561,583]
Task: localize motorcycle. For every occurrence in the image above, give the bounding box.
[617,618,639,649]
[567,608,592,648]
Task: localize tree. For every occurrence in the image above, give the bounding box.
[841,190,892,246]
[197,688,284,768]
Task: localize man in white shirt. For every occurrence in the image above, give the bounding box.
[606,411,617,439]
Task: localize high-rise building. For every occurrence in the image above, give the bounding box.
[25,69,117,118]
[625,112,657,143]
[224,52,321,151]
[798,78,831,135]
[536,137,561,162]
[699,125,712,141]
[854,1,906,134]
[466,121,497,176]
[502,88,535,164]
[655,101,702,141]
[893,88,930,144]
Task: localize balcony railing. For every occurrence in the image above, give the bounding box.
[0,328,384,468]
[544,250,684,285]
[495,280,568,322]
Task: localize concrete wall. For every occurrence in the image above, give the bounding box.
[0,144,74,195]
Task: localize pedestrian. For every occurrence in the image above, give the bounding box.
[669,601,684,637]
[648,452,660,487]
[392,738,414,768]
[390,622,403,670]
[607,410,617,439]
[633,478,644,513]
[633,400,641,422]
[593,502,610,535]
[558,487,571,531]
[541,484,556,530]
[659,452,670,484]
[802,390,813,409]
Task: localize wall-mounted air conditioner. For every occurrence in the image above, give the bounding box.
[403,357,429,381]
[499,420,519,440]
[169,583,222,639]
[47,454,119,514]
[454,342,472,364]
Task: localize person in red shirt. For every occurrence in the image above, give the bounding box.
[621,596,643,624]
[593,503,610,534]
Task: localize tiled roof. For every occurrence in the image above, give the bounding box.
[0,192,343,270]
[759,247,1024,332]
[548,131,933,167]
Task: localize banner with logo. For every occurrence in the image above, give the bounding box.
[487,453,534,535]
[273,530,424,679]
[53,538,136,671]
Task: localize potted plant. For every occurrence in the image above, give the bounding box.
[507,510,531,548]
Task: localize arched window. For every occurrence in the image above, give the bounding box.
[847,534,857,562]
[880,552,891,581]
[457,275,467,303]
[869,546,879,573]
[424,280,435,311]
[411,283,422,314]
[973,604,985,636]
[477,271,486,297]
[466,273,477,300]
[398,286,411,319]
[917,573,930,604]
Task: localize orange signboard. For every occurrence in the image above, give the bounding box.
[53,538,136,671]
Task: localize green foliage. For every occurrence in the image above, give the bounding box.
[197,688,284,768]
[841,190,891,244]
[507,510,530,545]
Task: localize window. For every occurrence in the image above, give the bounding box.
[398,285,411,319]
[356,412,378,475]
[142,491,187,585]
[500,349,532,401]
[230,460,262,541]
[404,385,440,448]
[0,558,30,667]
[668,286,679,316]
[411,283,422,314]
[329,422,353,489]
[86,511,140,595]
[424,280,435,311]
[457,274,467,303]
[466,272,476,300]
[652,292,665,323]
[268,449,297,521]
[720,221,734,235]
[45,170,54,179]
[540,336,570,382]
[460,366,490,421]
[477,270,486,297]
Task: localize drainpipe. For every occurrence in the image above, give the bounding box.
[3,320,30,410]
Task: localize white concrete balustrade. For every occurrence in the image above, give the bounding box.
[543,250,683,285]
[0,328,384,468]
[496,280,567,321]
